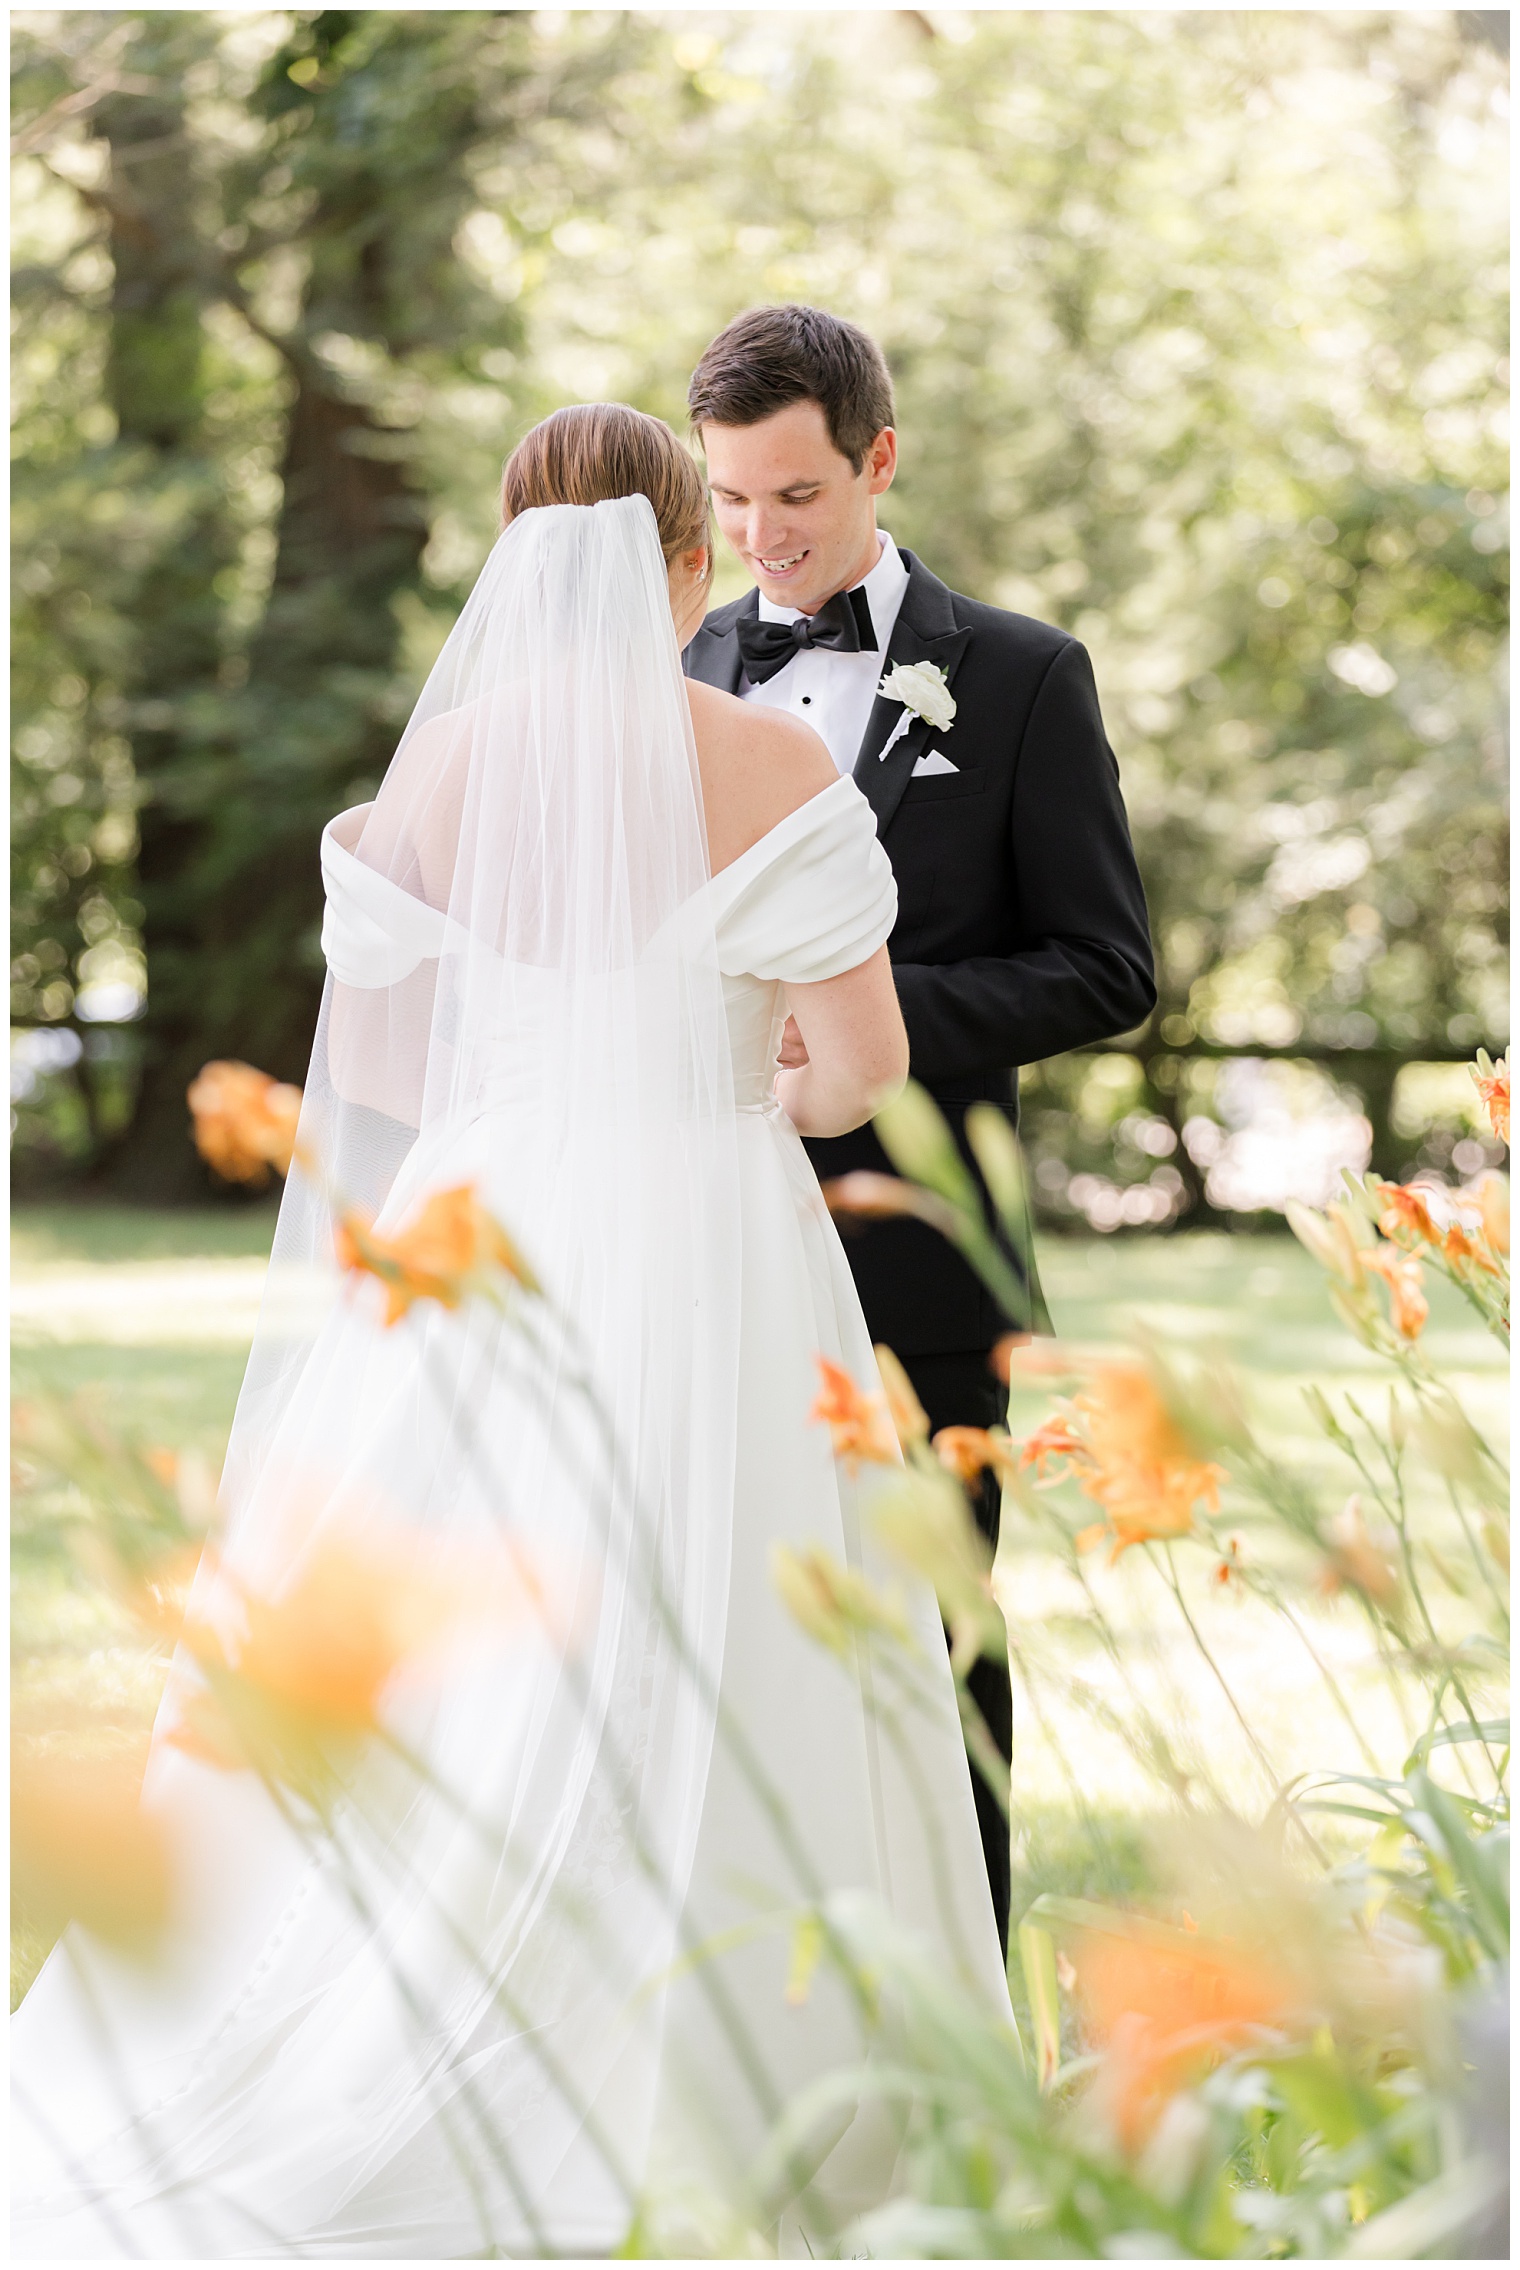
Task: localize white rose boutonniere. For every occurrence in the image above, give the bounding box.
[879,659,956,735]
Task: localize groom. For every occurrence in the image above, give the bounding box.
[684,306,1155,1952]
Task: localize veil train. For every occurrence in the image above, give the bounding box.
[13,496,745,2257]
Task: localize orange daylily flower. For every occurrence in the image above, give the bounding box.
[1472,1052,1509,1145]
[933,1425,1019,1488]
[1376,1183,1439,1250]
[1440,1220,1500,1276]
[12,1744,171,1954]
[1018,1408,1087,1474]
[1021,1363,1225,1561]
[336,1184,539,1327]
[1364,1245,1428,1340]
[212,1531,525,1732]
[809,1355,901,1473]
[1076,1921,1301,2151]
[165,1524,560,1792]
[187,1060,304,1186]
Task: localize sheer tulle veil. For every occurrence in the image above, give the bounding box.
[13,495,744,2256]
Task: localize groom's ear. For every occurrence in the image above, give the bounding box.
[864,427,898,497]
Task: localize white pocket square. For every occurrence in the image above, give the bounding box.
[910,748,959,777]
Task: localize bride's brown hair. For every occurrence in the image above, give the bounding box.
[500,404,711,577]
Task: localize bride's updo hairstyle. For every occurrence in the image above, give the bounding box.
[500,403,711,583]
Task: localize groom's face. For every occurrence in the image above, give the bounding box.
[701,400,896,617]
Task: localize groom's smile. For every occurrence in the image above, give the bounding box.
[700,399,897,618]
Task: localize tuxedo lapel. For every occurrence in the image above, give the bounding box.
[852,552,971,834]
[683,590,754,697]
[684,559,973,836]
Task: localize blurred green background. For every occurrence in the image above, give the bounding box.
[11,9,1508,1222]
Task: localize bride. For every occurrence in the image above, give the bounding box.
[12,406,1010,2259]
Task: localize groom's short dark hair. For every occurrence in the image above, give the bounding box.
[688,306,894,473]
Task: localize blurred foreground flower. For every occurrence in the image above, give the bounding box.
[188,1060,304,1185]
[869,1466,1005,1672]
[1019,1360,1226,1561]
[1074,1917,1304,2153]
[809,1354,900,1473]
[1364,1245,1429,1340]
[1375,1182,1439,1251]
[821,1169,960,1244]
[12,1744,170,1956]
[1374,1179,1500,1282]
[1473,1169,1509,1255]
[932,1424,1018,1489]
[1472,1048,1509,1145]
[872,1342,929,1451]
[169,1524,554,1788]
[1318,1495,1401,1609]
[337,1184,540,1327]
[143,1445,221,1532]
[771,1541,912,1659]
[1283,1196,1369,1290]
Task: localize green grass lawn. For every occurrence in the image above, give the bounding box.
[12,1207,1508,2018]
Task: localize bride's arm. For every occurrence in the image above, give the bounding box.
[324,708,474,1125]
[774,946,909,1138]
[326,969,433,1129]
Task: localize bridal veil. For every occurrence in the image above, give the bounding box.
[13,495,744,2256]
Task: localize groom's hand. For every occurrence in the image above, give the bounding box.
[778,1014,809,1069]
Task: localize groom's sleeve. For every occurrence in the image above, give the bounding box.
[890,639,1156,1083]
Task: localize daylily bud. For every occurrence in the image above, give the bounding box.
[873,1081,981,1216]
[965,1103,1028,1231]
[1285,1200,1366,1288]
[873,1343,930,1449]
[1473,1170,1509,1257]
[820,1171,961,1243]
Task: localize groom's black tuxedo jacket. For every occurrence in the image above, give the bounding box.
[685,549,1155,1356]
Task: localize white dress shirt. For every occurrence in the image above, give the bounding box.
[738,532,909,776]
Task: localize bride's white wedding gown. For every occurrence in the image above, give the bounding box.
[12,506,1009,2262]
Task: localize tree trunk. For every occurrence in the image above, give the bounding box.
[84,29,237,1197]
[106,181,430,1194]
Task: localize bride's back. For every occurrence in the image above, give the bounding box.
[685,677,836,875]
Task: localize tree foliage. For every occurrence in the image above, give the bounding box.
[11,10,1508,1197]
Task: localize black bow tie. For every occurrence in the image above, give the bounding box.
[735,585,877,685]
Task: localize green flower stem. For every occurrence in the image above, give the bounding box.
[1003,1635,1120,1870]
[1443,1482,1510,1633]
[1343,1395,1496,1782]
[1241,1569,1383,1774]
[1156,1544,1330,1866]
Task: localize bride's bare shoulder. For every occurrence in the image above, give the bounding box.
[686,679,837,864]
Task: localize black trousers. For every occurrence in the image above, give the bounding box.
[896,1348,1013,1958]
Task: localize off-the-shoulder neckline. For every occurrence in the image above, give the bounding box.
[322,770,865,905]
[705,773,864,894]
